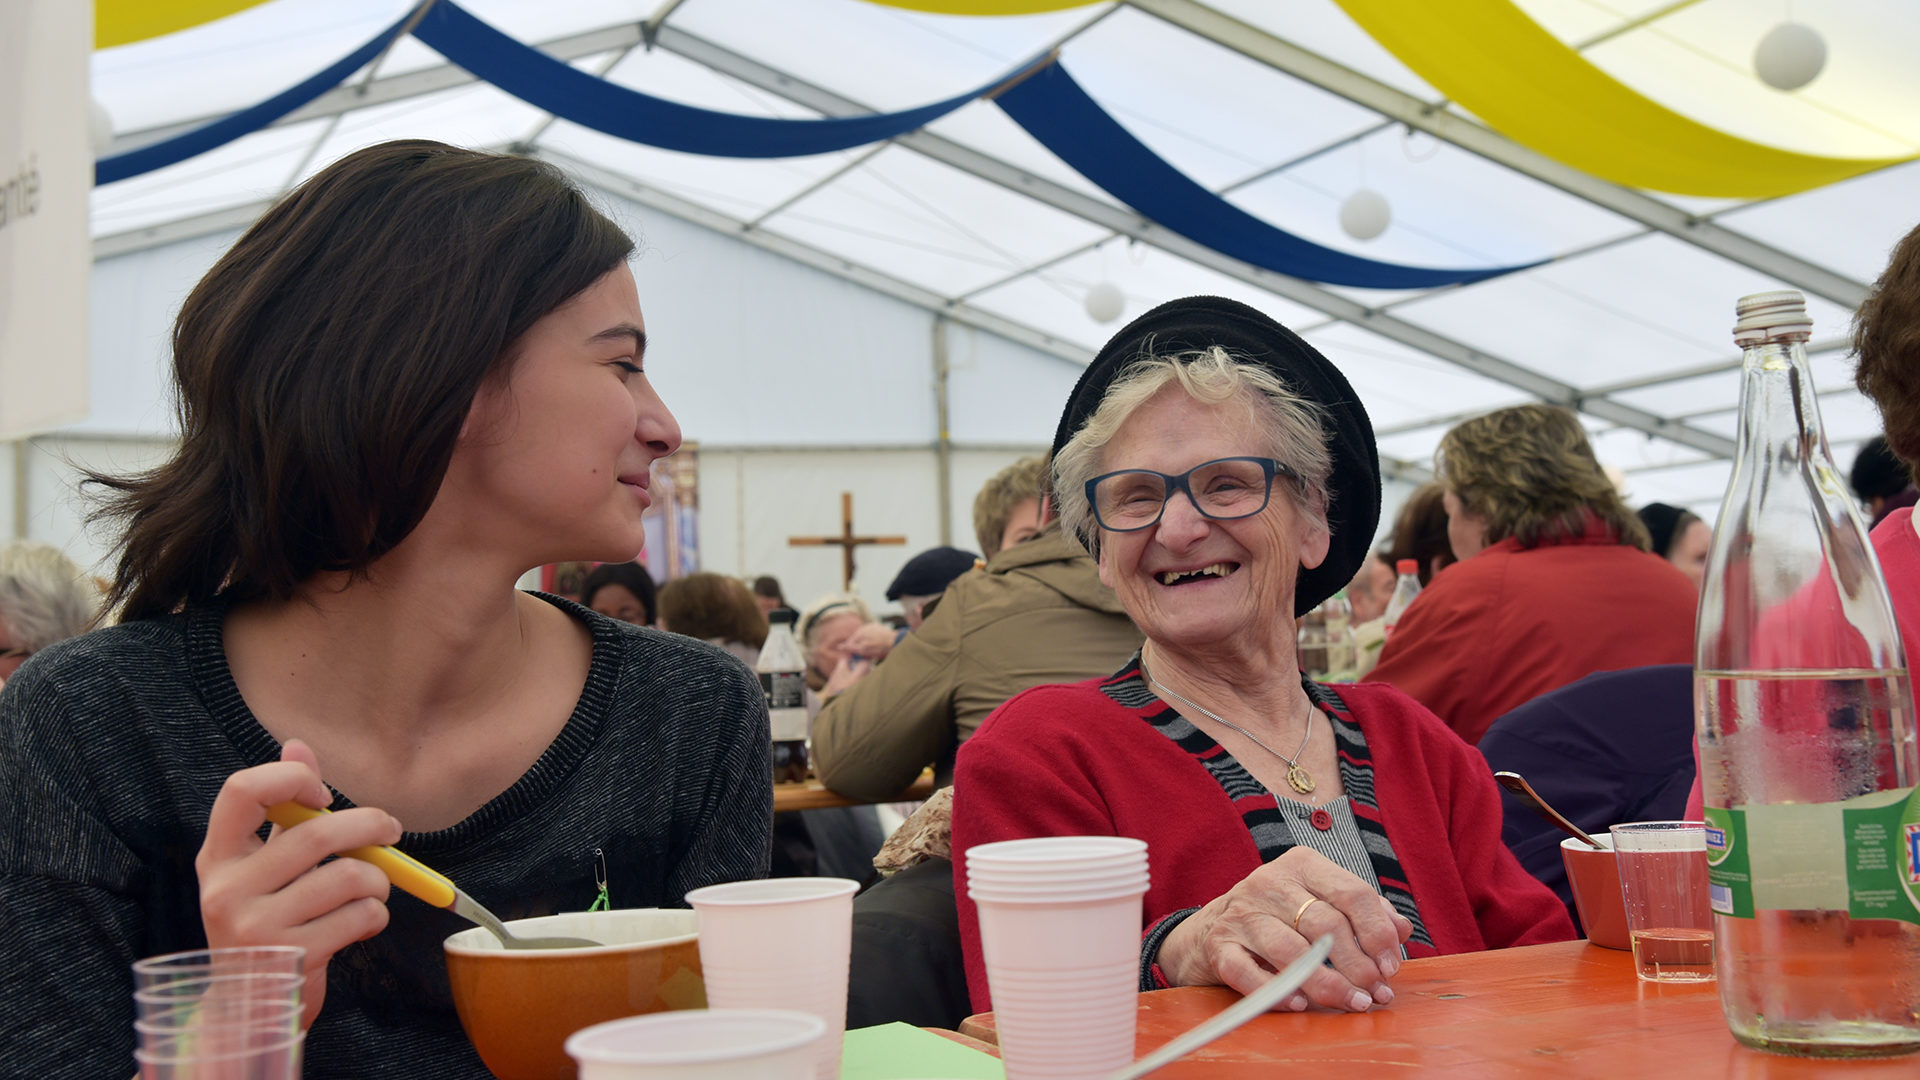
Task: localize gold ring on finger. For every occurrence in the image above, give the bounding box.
[1290,896,1321,932]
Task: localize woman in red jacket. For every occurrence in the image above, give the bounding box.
[1366,404,1697,745]
[951,297,1572,1017]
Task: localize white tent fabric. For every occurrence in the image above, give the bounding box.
[11,0,1920,599]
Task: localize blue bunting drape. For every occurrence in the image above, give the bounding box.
[95,8,416,185]
[97,0,1535,289]
[992,63,1539,289]
[412,2,1049,158]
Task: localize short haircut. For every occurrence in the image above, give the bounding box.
[0,542,99,652]
[1438,404,1649,551]
[1383,482,1456,586]
[1051,347,1332,555]
[657,573,767,648]
[972,456,1048,558]
[89,140,635,620]
[750,575,786,602]
[580,562,659,625]
[1854,221,1920,485]
[1850,435,1912,501]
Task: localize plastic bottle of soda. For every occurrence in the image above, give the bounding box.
[1695,290,1919,1057]
[757,609,810,784]
[1381,559,1422,639]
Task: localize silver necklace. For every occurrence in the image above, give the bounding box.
[1146,672,1317,796]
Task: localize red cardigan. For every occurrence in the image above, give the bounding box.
[1367,527,1697,745]
[951,678,1574,1011]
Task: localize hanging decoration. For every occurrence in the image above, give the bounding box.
[1334,0,1912,198]
[410,3,1051,158]
[1753,23,1827,92]
[1338,188,1390,241]
[1084,281,1125,323]
[95,6,417,185]
[95,0,273,49]
[859,1,1104,12]
[96,2,1532,289]
[993,63,1533,289]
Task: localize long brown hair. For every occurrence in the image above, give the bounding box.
[1438,404,1649,551]
[90,141,634,620]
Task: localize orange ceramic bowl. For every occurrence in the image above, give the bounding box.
[445,909,705,1080]
[1561,833,1630,950]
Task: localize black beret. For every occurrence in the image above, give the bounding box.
[1049,295,1379,617]
[886,546,981,600]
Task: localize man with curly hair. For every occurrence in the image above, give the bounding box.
[1849,221,1920,666]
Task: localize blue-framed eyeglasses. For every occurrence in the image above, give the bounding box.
[1084,457,1296,533]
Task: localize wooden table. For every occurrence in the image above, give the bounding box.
[771,772,936,813]
[958,940,1918,1078]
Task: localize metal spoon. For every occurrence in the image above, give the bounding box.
[1105,935,1333,1080]
[266,803,602,949]
[1493,771,1604,850]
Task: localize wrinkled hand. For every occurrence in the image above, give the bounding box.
[846,623,898,663]
[195,740,400,1029]
[821,654,872,697]
[1157,846,1414,1013]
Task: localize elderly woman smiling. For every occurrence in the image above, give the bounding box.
[951,297,1572,1015]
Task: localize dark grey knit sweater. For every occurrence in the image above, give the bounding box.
[0,594,772,1079]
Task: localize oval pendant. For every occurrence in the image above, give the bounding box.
[1286,763,1315,795]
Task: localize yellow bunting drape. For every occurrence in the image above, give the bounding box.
[860,1,1102,15]
[1334,0,1914,198]
[96,0,273,49]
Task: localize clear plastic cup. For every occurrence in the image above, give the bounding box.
[133,1020,305,1079]
[1611,821,1715,983]
[565,1008,824,1080]
[684,878,857,1080]
[132,947,307,1078]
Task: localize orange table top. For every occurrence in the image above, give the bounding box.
[958,939,1918,1078]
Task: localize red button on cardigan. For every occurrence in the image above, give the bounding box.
[1309,808,1333,831]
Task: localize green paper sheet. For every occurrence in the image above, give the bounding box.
[839,1022,1005,1080]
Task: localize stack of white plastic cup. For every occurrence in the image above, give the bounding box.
[565,1008,825,1080]
[965,836,1150,1080]
[684,878,858,1080]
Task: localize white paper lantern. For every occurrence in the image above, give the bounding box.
[1084,280,1125,324]
[1754,22,1826,92]
[90,98,114,158]
[1339,188,1391,241]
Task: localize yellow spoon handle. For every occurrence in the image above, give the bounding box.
[265,802,457,910]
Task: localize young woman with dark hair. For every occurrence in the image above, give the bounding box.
[0,141,770,1078]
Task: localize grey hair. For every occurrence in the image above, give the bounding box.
[796,592,873,651]
[0,542,100,652]
[1051,347,1333,551]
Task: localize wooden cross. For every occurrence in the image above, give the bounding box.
[788,492,907,590]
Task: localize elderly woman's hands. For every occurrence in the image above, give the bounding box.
[1156,846,1414,1012]
[196,740,399,1029]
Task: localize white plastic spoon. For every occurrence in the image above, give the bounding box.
[1105,934,1335,1080]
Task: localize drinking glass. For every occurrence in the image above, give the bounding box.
[1611,822,1715,983]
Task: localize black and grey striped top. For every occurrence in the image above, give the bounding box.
[0,594,772,1079]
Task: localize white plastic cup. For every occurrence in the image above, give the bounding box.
[684,878,858,1080]
[965,837,1149,1080]
[565,1008,824,1080]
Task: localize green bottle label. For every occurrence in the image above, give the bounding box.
[1706,787,1920,925]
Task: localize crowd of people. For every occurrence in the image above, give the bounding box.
[3,137,1918,1075]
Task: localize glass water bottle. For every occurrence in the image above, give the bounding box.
[1695,290,1920,1057]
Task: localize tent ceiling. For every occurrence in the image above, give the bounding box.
[90,0,1920,514]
